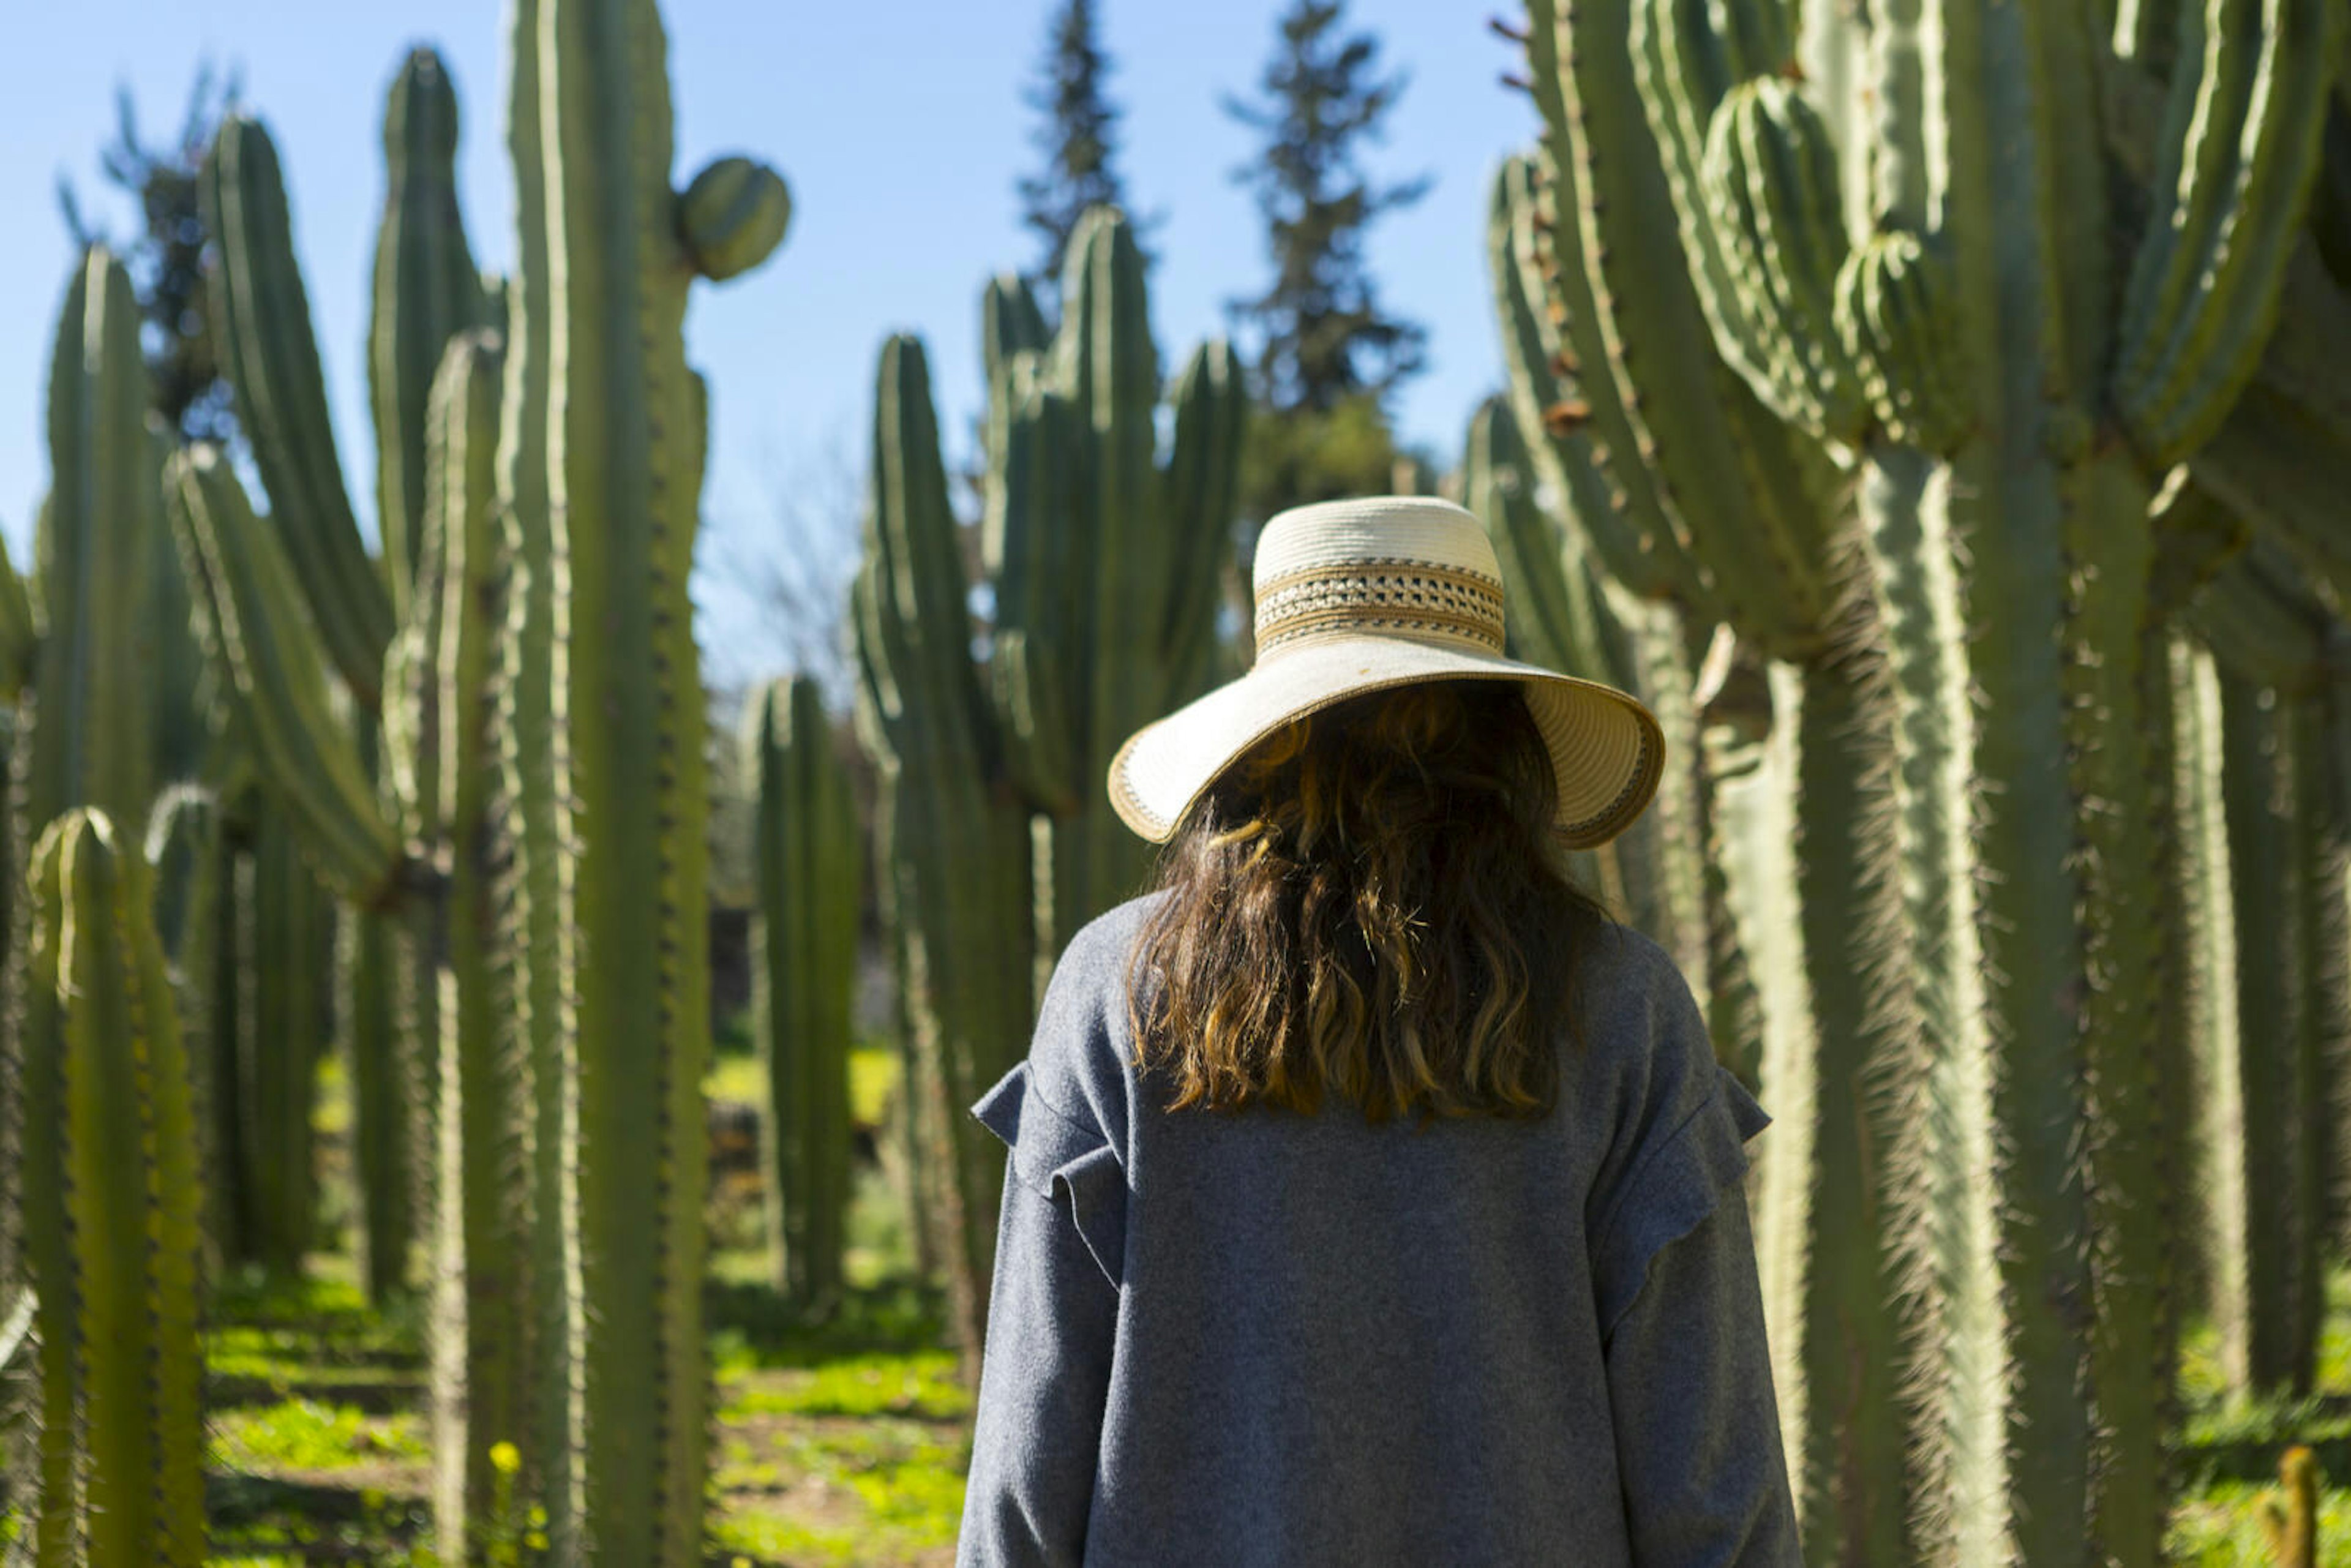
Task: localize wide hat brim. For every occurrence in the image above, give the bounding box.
[1106,632,1665,849]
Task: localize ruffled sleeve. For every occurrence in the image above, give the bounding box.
[1590,1064,1771,1341]
[974,1061,1129,1291]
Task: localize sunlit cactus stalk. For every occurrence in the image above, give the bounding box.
[497,1,787,1556]
[1502,0,2345,1558]
[18,808,206,1567]
[10,248,170,1558]
[142,783,241,1266]
[853,335,1038,1372]
[744,675,859,1314]
[372,48,491,621]
[397,330,530,1559]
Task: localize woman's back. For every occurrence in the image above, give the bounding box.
[962,893,1793,1566]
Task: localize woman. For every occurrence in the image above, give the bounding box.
[958,497,1799,1566]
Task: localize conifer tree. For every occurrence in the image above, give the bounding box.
[1223,0,1428,415]
[1018,0,1135,300]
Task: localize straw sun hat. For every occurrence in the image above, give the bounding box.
[1106,495,1665,849]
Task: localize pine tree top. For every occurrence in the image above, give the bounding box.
[1224,0,1430,415]
[1017,0,1136,304]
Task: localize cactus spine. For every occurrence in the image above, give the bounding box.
[745,676,858,1313]
[20,809,206,1567]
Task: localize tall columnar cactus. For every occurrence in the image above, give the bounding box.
[497,2,785,1555]
[2184,549,2347,1395]
[980,209,1244,956]
[9,248,169,1547]
[395,331,531,1558]
[17,809,206,1567]
[372,47,490,621]
[744,675,859,1313]
[202,114,396,710]
[853,335,1039,1371]
[202,50,493,1300]
[1493,9,1910,1553]
[1500,0,2343,1558]
[24,247,157,842]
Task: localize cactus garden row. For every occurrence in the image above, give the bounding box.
[3,0,2351,1562]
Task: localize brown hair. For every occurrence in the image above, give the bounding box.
[1125,680,1613,1122]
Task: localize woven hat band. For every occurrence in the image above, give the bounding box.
[1252,558,1507,659]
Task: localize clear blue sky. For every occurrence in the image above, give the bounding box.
[6,0,1537,685]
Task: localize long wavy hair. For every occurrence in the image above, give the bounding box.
[1126,679,1614,1122]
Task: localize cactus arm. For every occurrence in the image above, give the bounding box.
[38,811,207,1566]
[2117,0,2345,465]
[1059,209,1161,920]
[1157,337,1244,706]
[2186,241,2351,598]
[676,156,791,281]
[1487,156,1705,610]
[983,271,1050,382]
[1539,0,1834,656]
[202,114,395,708]
[370,47,489,621]
[163,447,403,904]
[1835,233,1974,456]
[30,249,158,838]
[1632,0,1867,442]
[1466,397,1621,686]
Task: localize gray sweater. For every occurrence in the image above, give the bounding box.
[957,891,1800,1566]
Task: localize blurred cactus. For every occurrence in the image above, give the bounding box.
[371,47,492,622]
[1496,0,2344,1558]
[853,335,1038,1373]
[17,809,206,1567]
[856,211,1241,1364]
[981,209,1245,956]
[201,112,396,708]
[181,2,790,1552]
[744,675,858,1314]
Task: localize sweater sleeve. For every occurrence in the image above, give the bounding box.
[956,1060,1123,1567]
[1589,951,1801,1566]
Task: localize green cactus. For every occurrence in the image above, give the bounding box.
[744,675,859,1314]
[18,808,206,1567]
[493,2,786,1555]
[1501,0,2344,1556]
[164,446,402,904]
[202,113,396,710]
[371,47,491,620]
[854,334,1038,1371]
[178,7,790,1548]
[400,330,531,1557]
[981,209,1245,961]
[24,247,157,840]
[2183,549,2345,1395]
[9,250,173,1558]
